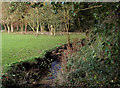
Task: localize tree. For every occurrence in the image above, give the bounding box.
[2,2,12,33]
[10,2,29,32]
[25,8,38,32]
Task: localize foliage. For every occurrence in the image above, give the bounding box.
[2,2,113,33]
[54,3,120,87]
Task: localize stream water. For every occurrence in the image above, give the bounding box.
[48,61,61,80]
[40,60,62,86]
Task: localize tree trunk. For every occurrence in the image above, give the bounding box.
[40,25,44,33]
[66,25,70,44]
[28,22,35,32]
[17,25,19,31]
[36,25,39,34]
[11,23,13,32]
[53,24,56,36]
[7,24,10,33]
[48,24,51,35]
[48,24,50,32]
[65,10,71,46]
[36,8,39,34]
[32,27,35,32]
[25,23,27,33]
[21,23,23,32]
[50,25,53,35]
[41,26,43,32]
[66,22,70,49]
[78,17,80,27]
[3,24,7,31]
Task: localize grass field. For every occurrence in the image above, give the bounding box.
[2,32,85,66]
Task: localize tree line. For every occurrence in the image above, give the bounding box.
[2,2,119,35]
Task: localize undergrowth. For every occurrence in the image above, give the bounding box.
[55,18,120,87]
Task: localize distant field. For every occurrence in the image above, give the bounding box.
[2,32,85,66]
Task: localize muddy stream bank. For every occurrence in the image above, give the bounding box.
[2,44,69,88]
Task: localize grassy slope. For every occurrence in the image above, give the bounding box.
[2,32,85,66]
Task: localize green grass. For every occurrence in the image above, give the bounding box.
[2,32,85,67]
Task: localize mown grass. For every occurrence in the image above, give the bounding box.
[2,32,85,67]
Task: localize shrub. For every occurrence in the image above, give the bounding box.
[55,20,120,87]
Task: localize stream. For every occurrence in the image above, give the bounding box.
[40,60,62,86]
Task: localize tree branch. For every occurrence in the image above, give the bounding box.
[75,5,103,13]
